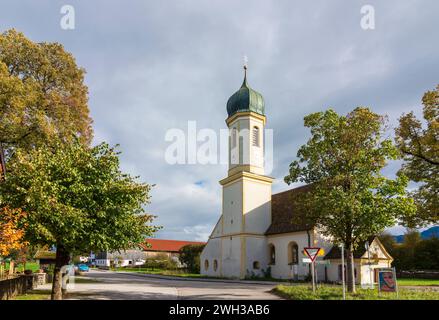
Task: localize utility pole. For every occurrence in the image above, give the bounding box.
[365,241,373,289]
[0,144,6,181]
[340,243,346,300]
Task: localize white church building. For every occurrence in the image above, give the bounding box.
[200,67,393,285]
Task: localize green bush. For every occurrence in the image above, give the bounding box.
[141,253,179,270]
[179,244,205,273]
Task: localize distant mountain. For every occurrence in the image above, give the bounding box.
[394,226,439,243]
[421,226,439,239]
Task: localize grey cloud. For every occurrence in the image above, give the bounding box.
[1,0,437,240]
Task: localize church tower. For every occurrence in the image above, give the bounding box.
[200,64,273,279]
[217,65,273,278]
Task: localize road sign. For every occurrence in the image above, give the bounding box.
[304,247,321,262]
[302,258,330,265]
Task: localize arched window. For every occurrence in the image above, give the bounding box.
[253,261,260,270]
[268,244,276,265]
[288,242,299,265]
[231,128,237,148]
[204,259,209,271]
[213,259,218,272]
[252,126,260,147]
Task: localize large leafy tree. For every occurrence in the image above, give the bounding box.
[0,29,93,154]
[395,85,439,226]
[284,108,416,293]
[0,140,159,299]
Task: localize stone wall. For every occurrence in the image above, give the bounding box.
[0,274,46,300]
[0,276,27,300]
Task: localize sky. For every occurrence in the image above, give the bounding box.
[1,0,438,240]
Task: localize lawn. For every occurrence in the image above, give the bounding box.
[13,290,51,300]
[3,262,40,273]
[274,284,439,300]
[397,278,439,286]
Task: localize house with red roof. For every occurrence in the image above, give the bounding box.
[93,239,206,268]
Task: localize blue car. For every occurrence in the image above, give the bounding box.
[76,263,89,272]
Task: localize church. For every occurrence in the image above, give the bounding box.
[200,67,393,285]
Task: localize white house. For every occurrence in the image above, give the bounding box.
[200,67,393,284]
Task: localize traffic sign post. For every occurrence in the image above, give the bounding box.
[304,247,321,293]
[340,244,346,300]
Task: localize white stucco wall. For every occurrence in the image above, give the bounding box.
[267,231,312,280]
[243,180,271,234]
[220,236,242,278]
[244,236,269,277]
[222,180,243,234]
[200,237,222,277]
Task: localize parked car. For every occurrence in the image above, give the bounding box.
[76,263,89,272]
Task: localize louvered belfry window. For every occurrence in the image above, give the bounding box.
[252,126,259,147]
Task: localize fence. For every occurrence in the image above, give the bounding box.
[0,273,47,300]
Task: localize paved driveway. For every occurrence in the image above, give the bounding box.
[39,269,281,300]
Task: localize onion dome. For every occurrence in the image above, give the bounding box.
[226,66,265,117]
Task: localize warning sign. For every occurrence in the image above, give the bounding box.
[304,247,321,262]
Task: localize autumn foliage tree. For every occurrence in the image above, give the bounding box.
[395,85,439,226]
[0,207,27,257]
[0,28,93,274]
[284,108,416,293]
[0,29,93,155]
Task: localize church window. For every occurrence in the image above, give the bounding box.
[231,128,237,148]
[204,259,209,271]
[268,244,276,265]
[213,260,218,271]
[288,242,299,265]
[252,126,260,147]
[253,261,260,269]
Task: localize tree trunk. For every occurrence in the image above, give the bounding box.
[51,245,70,300]
[346,245,356,293]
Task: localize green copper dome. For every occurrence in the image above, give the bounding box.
[226,69,265,117]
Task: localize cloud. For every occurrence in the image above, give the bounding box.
[1,0,438,241]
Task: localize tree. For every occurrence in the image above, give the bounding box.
[179,244,205,273]
[0,207,27,257]
[284,108,416,293]
[378,232,397,256]
[395,85,439,226]
[0,29,93,155]
[0,140,160,299]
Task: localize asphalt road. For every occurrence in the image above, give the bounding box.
[39,269,282,300]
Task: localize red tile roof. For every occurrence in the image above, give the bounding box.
[140,239,206,253]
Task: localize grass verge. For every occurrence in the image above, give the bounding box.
[397,278,439,286]
[13,289,51,300]
[273,284,439,300]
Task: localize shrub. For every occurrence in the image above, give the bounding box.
[142,253,179,270]
[179,244,205,273]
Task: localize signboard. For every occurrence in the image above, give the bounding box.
[302,258,330,265]
[378,270,397,292]
[304,247,321,262]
